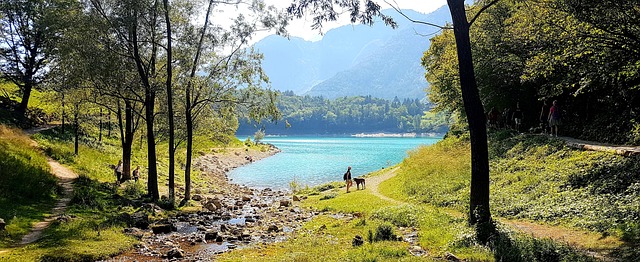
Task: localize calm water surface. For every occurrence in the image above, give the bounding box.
[228,136,441,189]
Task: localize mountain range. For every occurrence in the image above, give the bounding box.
[252,6,452,100]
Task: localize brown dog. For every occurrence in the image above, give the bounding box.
[354,177,365,190]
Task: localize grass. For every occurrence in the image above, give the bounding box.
[0,125,60,247]
[217,215,418,262]
[375,131,638,260]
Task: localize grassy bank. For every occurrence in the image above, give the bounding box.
[0,123,262,260]
[0,126,59,247]
[379,132,639,260]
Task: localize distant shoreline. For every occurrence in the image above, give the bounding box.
[351,132,442,138]
[239,133,444,138]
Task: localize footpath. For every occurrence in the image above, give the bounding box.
[19,126,79,245]
[558,136,640,156]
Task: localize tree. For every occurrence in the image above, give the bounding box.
[288,0,495,228]
[177,0,286,202]
[162,0,176,201]
[0,0,75,115]
[88,0,163,199]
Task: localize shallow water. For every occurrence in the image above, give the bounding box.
[228,136,441,189]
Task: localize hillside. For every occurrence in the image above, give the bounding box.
[253,8,451,99]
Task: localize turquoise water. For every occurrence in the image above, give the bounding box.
[228,136,441,189]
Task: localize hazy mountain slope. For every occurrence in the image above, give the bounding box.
[253,7,451,98]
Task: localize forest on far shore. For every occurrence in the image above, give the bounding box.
[237,92,453,135]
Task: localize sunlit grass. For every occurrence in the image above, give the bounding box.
[0,125,59,247]
[218,215,419,262]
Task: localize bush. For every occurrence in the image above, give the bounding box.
[373,223,396,242]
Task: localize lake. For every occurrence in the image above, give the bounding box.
[228,136,441,190]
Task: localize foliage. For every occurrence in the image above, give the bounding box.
[240,93,452,135]
[423,0,640,144]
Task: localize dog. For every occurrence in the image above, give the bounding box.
[354,177,366,190]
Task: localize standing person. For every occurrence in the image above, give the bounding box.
[114,160,123,183]
[512,102,524,132]
[343,166,353,193]
[548,100,561,137]
[132,166,140,182]
[539,100,549,134]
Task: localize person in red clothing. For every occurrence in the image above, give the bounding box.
[548,100,561,137]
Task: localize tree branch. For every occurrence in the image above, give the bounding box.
[468,0,501,27]
[384,0,451,30]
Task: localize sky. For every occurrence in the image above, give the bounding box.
[265,0,448,41]
[217,0,448,43]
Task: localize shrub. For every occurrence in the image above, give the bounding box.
[373,223,396,242]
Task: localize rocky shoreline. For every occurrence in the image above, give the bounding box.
[108,144,323,261]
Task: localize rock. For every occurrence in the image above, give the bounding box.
[352,235,364,247]
[123,228,145,239]
[192,194,204,201]
[242,195,252,202]
[0,218,5,231]
[166,248,185,259]
[131,211,150,229]
[203,202,218,212]
[279,200,291,207]
[151,223,175,234]
[267,225,279,233]
[215,235,223,242]
[204,231,218,241]
[444,252,461,261]
[292,195,300,201]
[210,199,223,209]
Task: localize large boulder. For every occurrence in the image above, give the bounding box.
[151,223,176,234]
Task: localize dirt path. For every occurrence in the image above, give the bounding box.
[17,126,79,245]
[365,167,406,205]
[558,136,640,156]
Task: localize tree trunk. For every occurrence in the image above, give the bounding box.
[447,0,491,225]
[107,111,112,137]
[74,104,79,155]
[61,92,65,134]
[18,83,33,114]
[99,107,103,142]
[183,0,215,202]
[163,0,175,201]
[185,105,192,201]
[117,100,133,182]
[122,100,133,181]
